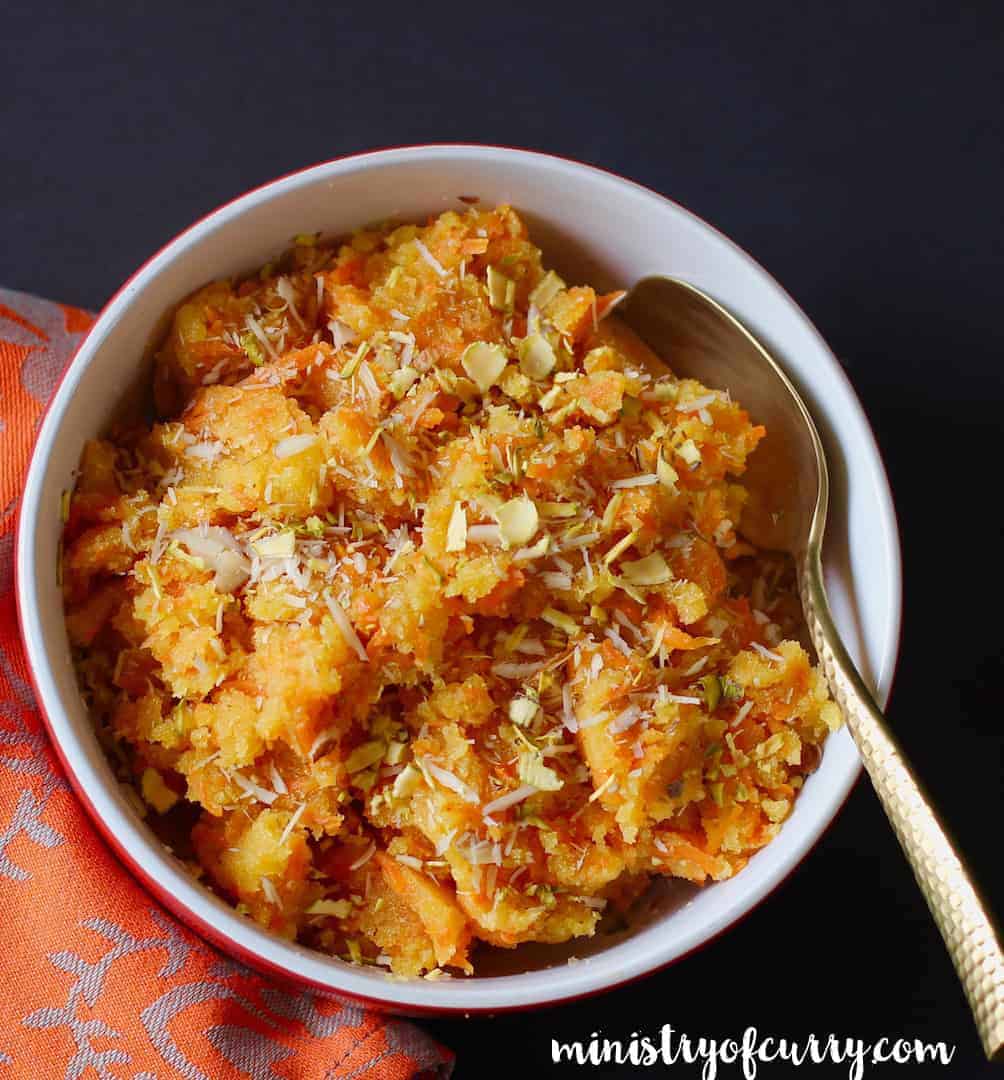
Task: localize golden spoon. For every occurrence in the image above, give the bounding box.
[620,276,1004,1061]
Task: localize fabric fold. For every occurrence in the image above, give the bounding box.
[0,287,453,1080]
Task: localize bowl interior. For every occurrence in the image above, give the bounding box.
[17,147,901,1011]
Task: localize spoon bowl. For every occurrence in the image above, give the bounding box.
[621,276,823,556]
[621,275,1004,1062]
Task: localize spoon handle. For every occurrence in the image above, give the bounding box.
[802,552,1004,1060]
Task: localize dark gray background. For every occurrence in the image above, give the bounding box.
[3,2,1002,1076]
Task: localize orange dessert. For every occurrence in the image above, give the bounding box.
[62,205,840,975]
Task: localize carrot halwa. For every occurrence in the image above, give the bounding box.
[63,205,841,976]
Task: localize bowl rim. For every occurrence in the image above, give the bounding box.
[15,143,902,1014]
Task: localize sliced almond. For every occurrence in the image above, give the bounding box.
[647,380,678,402]
[445,502,468,553]
[392,763,422,799]
[495,495,539,548]
[620,552,672,586]
[513,535,551,561]
[274,433,318,459]
[518,334,557,380]
[601,492,623,532]
[529,270,565,309]
[171,526,250,593]
[509,696,539,726]
[677,438,702,469]
[487,266,512,311]
[541,607,577,636]
[461,341,508,393]
[252,529,296,558]
[603,528,640,566]
[657,454,679,490]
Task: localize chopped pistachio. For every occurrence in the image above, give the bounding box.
[725,733,749,768]
[341,341,371,379]
[720,676,743,702]
[445,502,467,553]
[240,332,265,366]
[495,495,539,548]
[461,341,508,393]
[388,365,419,399]
[518,334,557,380]
[518,747,563,791]
[361,424,383,457]
[701,674,722,712]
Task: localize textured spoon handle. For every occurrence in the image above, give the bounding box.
[801,557,1004,1060]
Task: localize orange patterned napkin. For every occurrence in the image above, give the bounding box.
[0,288,453,1079]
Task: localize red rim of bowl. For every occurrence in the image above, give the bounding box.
[14,143,903,1015]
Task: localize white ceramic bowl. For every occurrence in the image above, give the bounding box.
[16,145,901,1014]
